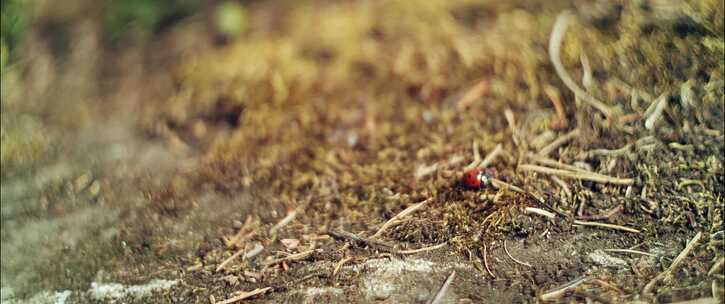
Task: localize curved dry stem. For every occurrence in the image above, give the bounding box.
[549,11,613,118]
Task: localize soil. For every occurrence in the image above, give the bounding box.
[1,0,723,303]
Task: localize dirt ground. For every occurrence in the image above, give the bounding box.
[1,0,724,303]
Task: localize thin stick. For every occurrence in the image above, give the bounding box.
[643,232,703,294]
[478,144,503,169]
[549,12,613,117]
[573,220,640,233]
[226,216,254,248]
[580,52,593,91]
[503,240,532,267]
[538,128,580,156]
[519,164,634,185]
[372,198,430,239]
[332,256,353,278]
[528,154,591,173]
[399,242,448,255]
[550,175,572,197]
[540,276,588,301]
[244,243,264,259]
[465,141,482,169]
[429,271,456,304]
[456,80,489,111]
[505,109,521,148]
[262,250,314,267]
[491,178,526,194]
[216,247,247,272]
[328,229,396,252]
[525,207,556,220]
[604,249,656,257]
[543,85,568,129]
[216,287,272,304]
[579,144,632,159]
[482,244,495,278]
[576,205,623,221]
[269,209,298,235]
[644,93,668,130]
[665,298,718,304]
[708,257,724,276]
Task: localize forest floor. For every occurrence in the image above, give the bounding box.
[1,0,723,303]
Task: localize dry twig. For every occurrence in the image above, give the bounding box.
[503,240,532,267]
[549,12,613,117]
[643,232,703,295]
[604,248,656,257]
[372,198,430,239]
[573,220,640,233]
[399,242,448,255]
[708,257,724,276]
[465,141,482,169]
[540,276,588,301]
[538,129,580,156]
[456,80,489,111]
[262,249,314,267]
[519,164,633,185]
[328,229,397,253]
[478,144,503,169]
[429,271,456,304]
[216,287,272,304]
[482,244,495,278]
[332,256,354,278]
[269,209,299,235]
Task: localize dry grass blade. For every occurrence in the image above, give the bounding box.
[708,257,724,276]
[465,140,482,169]
[543,85,568,130]
[505,109,521,148]
[328,229,396,252]
[549,11,613,117]
[666,298,719,304]
[269,209,299,235]
[226,216,255,248]
[482,244,495,278]
[428,271,456,304]
[643,232,703,295]
[399,242,447,255]
[478,144,503,169]
[644,93,668,130]
[372,198,430,239]
[332,256,353,278]
[525,207,556,220]
[540,276,588,301]
[503,240,532,267]
[217,247,247,272]
[604,249,656,257]
[528,154,590,173]
[216,287,272,304]
[549,175,572,197]
[519,164,634,185]
[491,178,526,194]
[456,80,489,111]
[262,249,314,267]
[538,129,580,156]
[573,220,640,233]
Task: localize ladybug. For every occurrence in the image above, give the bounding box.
[461,168,493,189]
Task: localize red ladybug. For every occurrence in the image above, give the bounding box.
[461,168,493,189]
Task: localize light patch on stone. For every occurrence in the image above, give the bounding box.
[588,249,628,267]
[1,290,71,304]
[89,279,178,301]
[351,258,444,301]
[304,287,344,297]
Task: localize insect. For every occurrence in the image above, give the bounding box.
[461,168,494,189]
